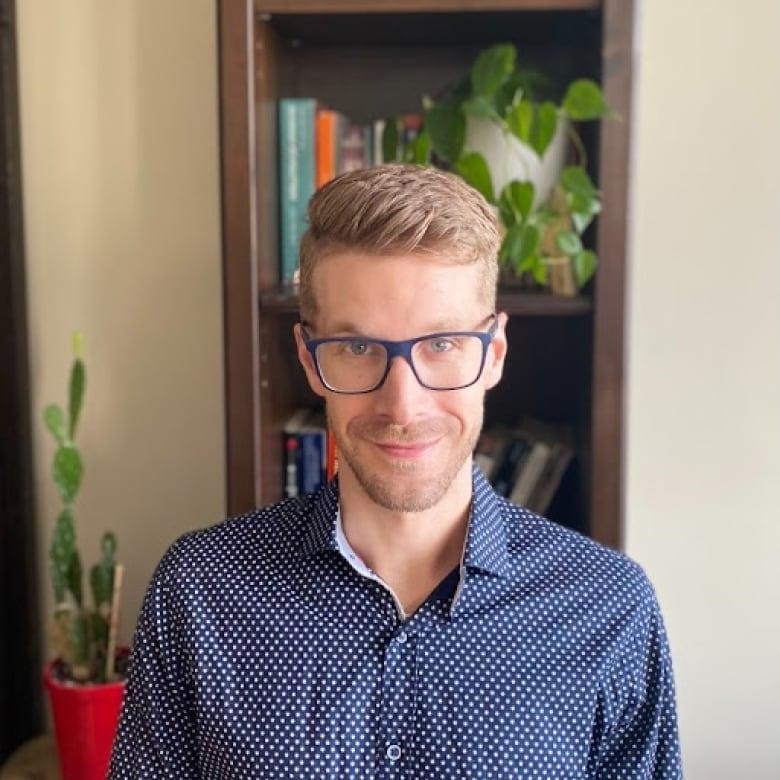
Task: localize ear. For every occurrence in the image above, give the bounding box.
[482,312,508,391]
[293,323,327,399]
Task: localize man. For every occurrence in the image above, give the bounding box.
[110,165,681,778]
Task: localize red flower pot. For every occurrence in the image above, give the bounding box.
[43,661,126,780]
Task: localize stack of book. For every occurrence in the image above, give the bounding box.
[278,98,423,284]
[283,408,338,498]
[474,420,574,515]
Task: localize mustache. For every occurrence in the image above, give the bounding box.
[351,420,449,444]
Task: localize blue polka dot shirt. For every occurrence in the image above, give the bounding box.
[110,466,682,778]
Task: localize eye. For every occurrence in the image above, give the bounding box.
[348,341,368,356]
[428,337,456,353]
[341,339,375,357]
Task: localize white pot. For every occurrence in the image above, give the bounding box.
[464,115,568,208]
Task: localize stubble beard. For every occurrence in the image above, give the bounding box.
[330,409,482,513]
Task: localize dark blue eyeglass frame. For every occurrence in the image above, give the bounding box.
[301,314,498,394]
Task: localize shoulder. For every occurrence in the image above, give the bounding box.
[499,498,656,615]
[152,493,320,586]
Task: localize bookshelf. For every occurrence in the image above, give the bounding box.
[218,0,633,549]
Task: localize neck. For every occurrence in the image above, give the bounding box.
[338,460,473,615]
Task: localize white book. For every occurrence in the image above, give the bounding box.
[509,441,551,507]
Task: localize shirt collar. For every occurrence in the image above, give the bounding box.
[295,464,509,579]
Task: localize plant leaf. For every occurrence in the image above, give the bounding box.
[500,223,540,271]
[44,404,67,445]
[91,531,117,609]
[560,165,598,198]
[409,130,431,165]
[101,531,118,560]
[69,609,90,667]
[570,193,602,233]
[53,445,83,503]
[91,560,114,609]
[562,79,611,120]
[423,102,465,164]
[50,509,76,604]
[68,548,83,607]
[556,230,583,256]
[530,101,558,158]
[462,95,497,120]
[532,257,549,286]
[454,152,495,204]
[69,358,85,439]
[471,43,516,98]
[381,118,399,163]
[507,100,534,144]
[573,249,598,288]
[500,181,535,222]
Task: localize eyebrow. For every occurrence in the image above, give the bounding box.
[315,318,472,338]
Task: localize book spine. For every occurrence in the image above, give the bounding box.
[279,99,315,283]
[316,109,337,188]
[284,437,299,498]
[298,428,326,495]
[492,436,528,497]
[326,429,338,481]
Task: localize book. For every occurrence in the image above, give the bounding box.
[339,123,366,174]
[283,408,327,495]
[315,107,338,188]
[326,429,338,481]
[491,434,531,497]
[284,436,299,498]
[527,443,574,516]
[474,427,513,481]
[509,440,552,507]
[278,98,316,283]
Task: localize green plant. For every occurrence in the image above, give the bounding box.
[384,43,611,292]
[45,333,120,683]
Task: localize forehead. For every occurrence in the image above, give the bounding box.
[310,252,487,334]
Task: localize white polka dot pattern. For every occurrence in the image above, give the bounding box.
[109,466,682,778]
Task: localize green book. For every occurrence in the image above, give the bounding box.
[278,98,316,284]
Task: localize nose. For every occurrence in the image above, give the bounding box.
[374,355,429,425]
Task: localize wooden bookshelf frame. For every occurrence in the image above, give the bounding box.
[218,0,633,549]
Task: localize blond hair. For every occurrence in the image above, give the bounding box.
[298,164,500,322]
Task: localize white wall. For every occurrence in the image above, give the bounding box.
[17,1,225,652]
[627,1,780,777]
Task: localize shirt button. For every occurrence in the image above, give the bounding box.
[386,744,402,762]
[396,630,408,644]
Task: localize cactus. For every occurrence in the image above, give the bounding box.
[45,334,120,683]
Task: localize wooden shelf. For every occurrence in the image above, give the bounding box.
[220,0,634,549]
[260,286,592,317]
[255,1,600,14]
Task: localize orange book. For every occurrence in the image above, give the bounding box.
[316,109,337,188]
[326,429,338,480]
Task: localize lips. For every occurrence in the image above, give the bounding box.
[373,439,440,459]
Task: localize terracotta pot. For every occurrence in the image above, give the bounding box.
[43,661,125,780]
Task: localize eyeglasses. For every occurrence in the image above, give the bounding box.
[301,314,498,394]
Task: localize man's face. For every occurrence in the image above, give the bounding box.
[294,252,507,513]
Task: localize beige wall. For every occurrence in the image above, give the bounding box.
[627,1,780,777]
[17,0,225,652]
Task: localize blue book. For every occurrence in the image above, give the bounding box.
[283,409,326,496]
[278,98,316,284]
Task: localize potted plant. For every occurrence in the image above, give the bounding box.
[385,43,611,295]
[42,333,126,780]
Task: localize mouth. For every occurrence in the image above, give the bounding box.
[372,439,441,460]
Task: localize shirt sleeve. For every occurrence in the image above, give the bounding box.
[589,575,683,779]
[109,542,199,778]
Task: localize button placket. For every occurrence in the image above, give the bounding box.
[378,624,416,775]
